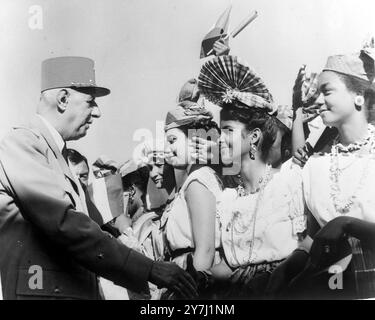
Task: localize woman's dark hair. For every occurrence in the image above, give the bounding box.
[122,166,150,194]
[161,163,176,191]
[276,120,292,164]
[66,148,88,168]
[179,117,222,174]
[220,101,278,162]
[176,101,222,175]
[337,73,373,96]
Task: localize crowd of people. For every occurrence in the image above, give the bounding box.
[1,37,375,300]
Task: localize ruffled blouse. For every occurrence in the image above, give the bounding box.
[303,151,375,226]
[218,160,305,268]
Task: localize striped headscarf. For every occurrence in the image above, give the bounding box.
[164,101,213,131]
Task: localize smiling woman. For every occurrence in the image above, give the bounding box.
[193,55,306,299]
[161,100,223,298]
[316,72,373,130]
[273,46,375,299]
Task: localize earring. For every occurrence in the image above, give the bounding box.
[128,185,136,203]
[249,143,257,160]
[355,95,365,111]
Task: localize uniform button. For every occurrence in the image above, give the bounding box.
[54,287,61,294]
[97,253,104,259]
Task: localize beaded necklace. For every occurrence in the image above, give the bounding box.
[236,164,272,196]
[230,164,273,265]
[329,124,375,214]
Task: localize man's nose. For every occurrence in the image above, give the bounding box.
[91,103,101,118]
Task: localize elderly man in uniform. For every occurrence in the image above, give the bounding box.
[0,56,197,300]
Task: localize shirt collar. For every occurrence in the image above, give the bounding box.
[37,114,65,152]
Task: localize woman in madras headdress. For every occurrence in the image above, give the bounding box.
[161,98,223,298]
[194,55,306,299]
[141,139,176,212]
[271,42,375,299]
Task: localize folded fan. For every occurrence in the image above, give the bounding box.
[198,55,276,113]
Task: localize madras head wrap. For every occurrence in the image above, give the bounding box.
[164,100,213,131]
[198,55,277,114]
[178,78,200,103]
[292,65,320,123]
[323,39,375,83]
[301,69,320,106]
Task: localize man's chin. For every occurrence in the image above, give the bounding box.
[74,129,89,140]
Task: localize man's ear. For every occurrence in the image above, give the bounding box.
[56,89,70,112]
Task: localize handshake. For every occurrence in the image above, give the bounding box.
[149,254,212,299]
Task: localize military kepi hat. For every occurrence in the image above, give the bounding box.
[41,56,110,97]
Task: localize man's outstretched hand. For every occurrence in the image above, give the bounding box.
[149,261,198,299]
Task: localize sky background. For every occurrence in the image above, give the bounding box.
[1,0,375,165]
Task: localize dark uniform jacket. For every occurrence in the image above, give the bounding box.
[0,116,153,299]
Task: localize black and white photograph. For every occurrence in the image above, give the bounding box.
[1,0,375,306]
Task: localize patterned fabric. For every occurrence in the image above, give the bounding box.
[348,237,375,299]
[178,78,200,102]
[301,70,320,123]
[164,101,213,131]
[200,6,231,58]
[198,55,276,113]
[324,40,375,83]
[293,66,320,123]
[301,71,320,107]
